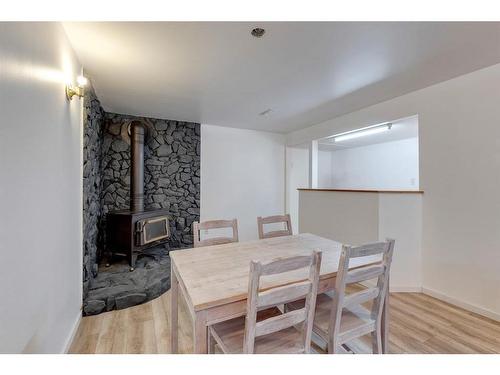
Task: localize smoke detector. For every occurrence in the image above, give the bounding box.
[251,27,266,38]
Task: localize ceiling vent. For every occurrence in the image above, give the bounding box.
[251,28,266,38]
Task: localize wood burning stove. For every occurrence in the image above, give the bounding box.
[136,215,170,246]
[106,209,170,270]
[106,120,171,270]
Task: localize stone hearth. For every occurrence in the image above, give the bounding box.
[84,245,171,315]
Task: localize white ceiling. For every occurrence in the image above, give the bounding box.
[318,115,418,151]
[63,22,500,133]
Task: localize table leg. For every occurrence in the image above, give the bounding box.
[381,279,390,354]
[170,264,179,354]
[193,311,208,354]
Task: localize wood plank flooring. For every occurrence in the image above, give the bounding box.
[69,290,500,354]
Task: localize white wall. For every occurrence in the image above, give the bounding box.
[318,150,333,188]
[201,124,285,241]
[0,23,83,353]
[289,63,500,320]
[299,190,379,246]
[323,138,419,190]
[299,190,422,291]
[285,146,309,234]
[378,194,422,290]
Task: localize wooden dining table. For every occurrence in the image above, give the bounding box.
[169,233,389,354]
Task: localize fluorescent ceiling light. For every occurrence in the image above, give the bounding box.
[334,123,392,142]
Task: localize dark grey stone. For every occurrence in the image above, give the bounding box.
[158,177,170,188]
[152,194,164,203]
[187,207,200,215]
[84,300,106,315]
[167,161,180,175]
[166,122,176,135]
[164,135,174,144]
[179,155,193,163]
[108,122,122,136]
[155,122,168,131]
[111,140,128,153]
[179,201,191,210]
[176,217,186,229]
[115,293,148,309]
[157,144,172,156]
[146,159,163,166]
[149,138,160,149]
[116,196,126,206]
[172,131,183,141]
[120,176,130,186]
[116,188,128,199]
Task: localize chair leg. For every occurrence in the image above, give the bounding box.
[328,339,342,354]
[372,330,383,354]
[333,344,343,354]
[208,330,216,354]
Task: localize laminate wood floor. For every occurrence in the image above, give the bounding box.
[69,290,500,354]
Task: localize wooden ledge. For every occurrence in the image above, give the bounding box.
[297,188,424,194]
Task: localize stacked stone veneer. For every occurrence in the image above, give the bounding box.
[101,112,201,249]
[82,85,200,312]
[82,86,106,299]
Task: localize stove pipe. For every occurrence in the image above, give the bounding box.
[130,121,146,212]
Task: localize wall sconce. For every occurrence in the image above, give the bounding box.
[66,75,88,100]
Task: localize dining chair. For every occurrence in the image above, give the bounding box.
[257,214,293,239]
[287,239,395,354]
[192,219,239,248]
[207,250,322,354]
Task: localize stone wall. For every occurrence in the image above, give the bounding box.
[101,112,200,249]
[82,86,105,299]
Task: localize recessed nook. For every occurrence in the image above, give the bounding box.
[82,86,200,315]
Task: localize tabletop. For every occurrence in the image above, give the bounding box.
[170,233,380,311]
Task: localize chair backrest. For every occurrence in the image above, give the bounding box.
[328,239,395,346]
[243,250,322,354]
[192,219,239,248]
[257,214,293,239]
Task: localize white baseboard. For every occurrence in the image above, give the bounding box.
[422,287,500,323]
[343,281,499,321]
[390,286,422,293]
[360,280,421,293]
[62,311,82,353]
